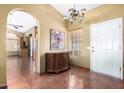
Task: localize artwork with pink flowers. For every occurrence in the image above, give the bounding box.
[50,29,65,50]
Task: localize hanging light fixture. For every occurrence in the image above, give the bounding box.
[64,4,86,24]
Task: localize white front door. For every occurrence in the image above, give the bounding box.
[90,18,123,79]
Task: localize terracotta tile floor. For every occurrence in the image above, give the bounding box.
[7,56,124,89]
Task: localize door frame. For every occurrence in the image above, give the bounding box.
[90,17,123,80]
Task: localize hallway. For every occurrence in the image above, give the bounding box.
[7,56,36,88]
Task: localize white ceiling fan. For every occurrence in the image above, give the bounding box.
[7,13,23,29]
[8,24,23,29]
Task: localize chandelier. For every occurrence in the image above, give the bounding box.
[64,4,86,24]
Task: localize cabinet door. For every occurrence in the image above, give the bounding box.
[46,54,56,71]
[55,53,63,69]
[56,53,69,69]
[63,53,69,67]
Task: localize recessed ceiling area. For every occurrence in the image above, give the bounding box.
[51,4,102,16]
[7,11,37,33]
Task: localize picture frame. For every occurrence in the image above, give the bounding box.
[50,29,65,50]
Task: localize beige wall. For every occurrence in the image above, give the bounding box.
[68,5,124,71]
[0,4,67,86]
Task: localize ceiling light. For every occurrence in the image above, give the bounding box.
[64,4,86,24]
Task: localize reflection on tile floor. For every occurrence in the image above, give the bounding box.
[7,56,124,89]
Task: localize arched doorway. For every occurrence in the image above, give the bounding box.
[6,9,40,88]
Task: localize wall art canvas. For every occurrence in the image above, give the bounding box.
[50,29,65,50]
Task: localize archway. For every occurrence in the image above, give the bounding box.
[6,9,40,87]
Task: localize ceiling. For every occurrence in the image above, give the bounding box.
[7,5,102,33]
[7,11,37,33]
[51,4,102,16]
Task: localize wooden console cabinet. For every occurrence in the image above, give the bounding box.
[45,52,70,73]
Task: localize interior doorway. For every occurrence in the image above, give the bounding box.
[6,10,40,82]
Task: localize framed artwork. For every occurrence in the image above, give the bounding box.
[50,29,65,50]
